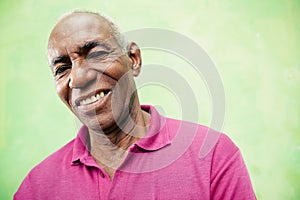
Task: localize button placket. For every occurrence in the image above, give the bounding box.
[97,169,112,199]
[99,171,105,178]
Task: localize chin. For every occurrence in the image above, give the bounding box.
[80,112,116,133]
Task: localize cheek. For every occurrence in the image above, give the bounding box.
[112,73,136,109]
[55,78,72,110]
[105,57,131,80]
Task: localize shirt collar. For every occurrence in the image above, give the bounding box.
[71,105,171,165]
[135,105,171,151]
[71,125,90,165]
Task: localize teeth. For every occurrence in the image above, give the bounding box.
[100,92,104,98]
[79,91,109,106]
[85,98,92,104]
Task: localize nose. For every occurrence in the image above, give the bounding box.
[69,63,97,89]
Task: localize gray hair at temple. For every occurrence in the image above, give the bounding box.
[57,10,128,53]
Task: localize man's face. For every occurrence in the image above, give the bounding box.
[47,13,139,132]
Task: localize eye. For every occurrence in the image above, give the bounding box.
[86,51,109,60]
[55,65,71,76]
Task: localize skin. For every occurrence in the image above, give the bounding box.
[47,12,150,179]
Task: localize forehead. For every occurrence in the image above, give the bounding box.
[48,13,113,56]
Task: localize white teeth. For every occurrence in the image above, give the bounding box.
[79,91,109,106]
[100,92,105,98]
[85,98,92,104]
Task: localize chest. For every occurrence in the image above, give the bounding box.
[51,160,211,200]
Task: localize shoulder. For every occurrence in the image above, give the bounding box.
[14,139,76,199]
[165,117,238,157]
[164,118,256,199]
[20,139,75,185]
[33,139,75,171]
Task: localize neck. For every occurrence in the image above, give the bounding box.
[88,100,150,178]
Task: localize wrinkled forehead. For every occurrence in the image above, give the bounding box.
[47,13,116,61]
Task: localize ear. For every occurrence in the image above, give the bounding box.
[127,42,142,77]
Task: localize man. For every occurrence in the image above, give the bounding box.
[14,11,256,199]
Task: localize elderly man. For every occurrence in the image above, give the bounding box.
[14,11,256,199]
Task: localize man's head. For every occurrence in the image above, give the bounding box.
[47,11,142,132]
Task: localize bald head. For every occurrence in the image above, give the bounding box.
[51,12,111,36]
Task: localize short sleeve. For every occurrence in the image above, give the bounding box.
[210,134,256,200]
[14,174,35,200]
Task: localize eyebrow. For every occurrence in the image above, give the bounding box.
[51,41,111,67]
[52,55,70,67]
[77,41,111,54]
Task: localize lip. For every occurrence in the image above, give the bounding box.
[73,89,113,115]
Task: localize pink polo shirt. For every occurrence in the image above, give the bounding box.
[14,105,256,199]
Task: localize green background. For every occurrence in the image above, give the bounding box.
[1,0,299,199]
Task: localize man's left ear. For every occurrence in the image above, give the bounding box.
[127,42,142,77]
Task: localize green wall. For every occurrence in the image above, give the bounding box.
[1,0,299,199]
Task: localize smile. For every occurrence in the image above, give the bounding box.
[76,90,111,107]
